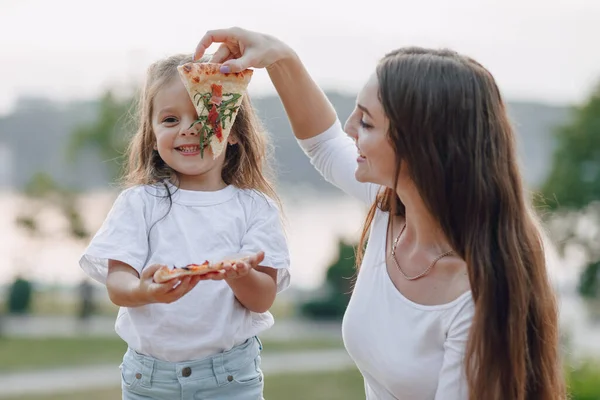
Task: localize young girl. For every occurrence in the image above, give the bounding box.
[79,53,290,399]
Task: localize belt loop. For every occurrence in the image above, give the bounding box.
[212,354,227,385]
[140,355,154,388]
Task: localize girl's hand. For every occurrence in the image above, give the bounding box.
[137,264,202,304]
[194,27,295,73]
[201,251,266,281]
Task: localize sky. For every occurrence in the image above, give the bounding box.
[0,0,599,116]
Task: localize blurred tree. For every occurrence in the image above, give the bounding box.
[67,90,134,181]
[540,83,600,298]
[300,239,356,320]
[15,89,134,241]
[7,276,33,314]
[10,89,133,317]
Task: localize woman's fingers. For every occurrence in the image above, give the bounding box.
[194,27,241,61]
[210,43,233,64]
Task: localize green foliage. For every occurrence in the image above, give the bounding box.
[7,278,33,314]
[540,82,600,299]
[301,240,356,320]
[67,90,134,180]
[566,361,600,400]
[578,261,600,299]
[541,84,600,210]
[14,89,133,248]
[15,172,89,241]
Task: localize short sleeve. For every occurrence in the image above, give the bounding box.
[240,194,291,293]
[297,120,380,205]
[434,297,474,400]
[79,187,150,284]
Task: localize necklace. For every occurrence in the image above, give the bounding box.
[390,223,455,281]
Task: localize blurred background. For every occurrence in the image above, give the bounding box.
[1,0,599,398]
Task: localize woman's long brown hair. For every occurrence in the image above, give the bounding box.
[356,48,565,399]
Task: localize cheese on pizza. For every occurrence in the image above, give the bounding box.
[177,62,253,159]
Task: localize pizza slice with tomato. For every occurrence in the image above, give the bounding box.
[177,62,253,159]
[153,256,251,283]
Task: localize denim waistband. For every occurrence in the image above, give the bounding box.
[124,336,261,385]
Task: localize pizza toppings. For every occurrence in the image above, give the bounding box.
[210,83,223,105]
[177,62,253,159]
[152,255,251,283]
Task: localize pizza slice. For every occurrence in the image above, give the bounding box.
[153,256,251,283]
[177,62,253,159]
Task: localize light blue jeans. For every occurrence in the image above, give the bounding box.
[120,337,264,399]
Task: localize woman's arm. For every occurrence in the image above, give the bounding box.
[194,28,379,204]
[434,301,474,399]
[194,27,336,140]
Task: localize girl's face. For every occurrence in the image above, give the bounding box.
[152,76,230,191]
[344,72,398,188]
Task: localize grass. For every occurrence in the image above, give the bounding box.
[0,291,296,318]
[0,336,344,372]
[3,368,365,400]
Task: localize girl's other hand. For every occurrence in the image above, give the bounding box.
[200,251,266,281]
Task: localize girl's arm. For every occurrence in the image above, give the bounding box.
[206,251,278,313]
[227,266,278,313]
[106,260,201,307]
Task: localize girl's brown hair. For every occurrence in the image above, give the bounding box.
[122,54,278,203]
[357,47,565,399]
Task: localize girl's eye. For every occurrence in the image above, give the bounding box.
[163,116,178,124]
[359,120,373,129]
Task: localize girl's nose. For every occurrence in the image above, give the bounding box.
[180,121,199,136]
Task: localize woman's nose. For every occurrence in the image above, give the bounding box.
[344,118,357,140]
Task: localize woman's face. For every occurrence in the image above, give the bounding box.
[344,72,399,188]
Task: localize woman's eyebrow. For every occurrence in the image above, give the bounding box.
[357,104,372,118]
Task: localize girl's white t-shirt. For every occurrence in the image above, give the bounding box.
[298,121,474,400]
[79,183,290,362]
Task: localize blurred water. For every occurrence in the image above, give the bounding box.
[0,190,598,356]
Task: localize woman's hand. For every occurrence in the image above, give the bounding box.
[195,26,337,142]
[194,27,295,73]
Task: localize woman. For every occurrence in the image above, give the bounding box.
[194,28,566,399]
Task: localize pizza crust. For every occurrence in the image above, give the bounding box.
[177,62,253,159]
[152,256,251,283]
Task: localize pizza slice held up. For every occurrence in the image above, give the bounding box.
[177,62,253,159]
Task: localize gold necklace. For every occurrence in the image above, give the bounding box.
[391,223,455,281]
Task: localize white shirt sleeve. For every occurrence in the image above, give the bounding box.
[297,120,380,205]
[240,194,291,293]
[79,187,150,284]
[434,299,475,400]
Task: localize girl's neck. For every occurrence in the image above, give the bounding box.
[176,174,227,191]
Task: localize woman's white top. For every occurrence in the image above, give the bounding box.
[80,183,290,362]
[298,121,473,399]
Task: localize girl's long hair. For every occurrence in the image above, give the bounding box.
[357,47,565,400]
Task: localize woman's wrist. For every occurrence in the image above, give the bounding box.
[266,44,299,73]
